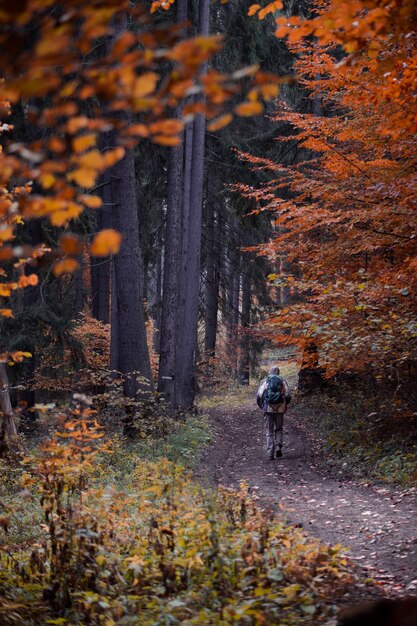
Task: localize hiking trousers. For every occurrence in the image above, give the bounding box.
[264,412,284,458]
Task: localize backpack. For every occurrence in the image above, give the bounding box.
[264,374,284,407]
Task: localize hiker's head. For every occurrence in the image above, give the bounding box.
[269,366,280,375]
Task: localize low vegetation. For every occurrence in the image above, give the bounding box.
[295,388,417,488]
[0,397,357,626]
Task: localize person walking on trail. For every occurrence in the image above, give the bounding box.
[256,366,291,460]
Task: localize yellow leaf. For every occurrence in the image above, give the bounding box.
[72,134,97,153]
[0,284,12,297]
[0,226,13,242]
[207,114,233,132]
[79,195,102,209]
[235,101,263,117]
[102,146,125,168]
[50,203,83,227]
[0,308,13,318]
[40,173,55,189]
[261,83,279,100]
[134,72,159,98]
[78,150,103,169]
[90,229,122,257]
[53,258,80,277]
[68,168,97,188]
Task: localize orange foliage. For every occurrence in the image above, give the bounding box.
[241,0,417,375]
[0,1,280,333]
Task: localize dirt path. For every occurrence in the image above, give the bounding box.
[196,394,417,597]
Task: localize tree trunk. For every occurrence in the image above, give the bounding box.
[175,0,210,410]
[204,195,220,359]
[238,265,251,385]
[0,363,18,446]
[158,144,183,413]
[157,0,188,414]
[110,148,153,398]
[226,216,240,378]
[91,159,112,324]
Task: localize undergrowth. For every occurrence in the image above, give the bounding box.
[0,395,357,625]
[295,390,417,488]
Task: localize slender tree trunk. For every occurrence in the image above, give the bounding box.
[226,216,240,377]
[74,263,84,314]
[158,145,183,412]
[204,196,220,359]
[238,265,251,385]
[0,363,18,445]
[111,149,153,398]
[177,122,193,328]
[175,0,210,410]
[91,162,112,324]
[157,0,188,414]
[110,259,119,374]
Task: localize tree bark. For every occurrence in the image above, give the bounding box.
[238,265,251,385]
[157,0,188,414]
[158,144,183,412]
[91,162,112,324]
[110,148,153,398]
[175,0,210,410]
[226,216,240,378]
[204,195,220,359]
[0,363,18,445]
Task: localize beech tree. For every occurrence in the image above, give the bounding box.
[241,0,417,389]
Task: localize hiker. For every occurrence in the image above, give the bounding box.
[256,366,291,460]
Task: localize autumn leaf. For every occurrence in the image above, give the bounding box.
[90,229,122,257]
[59,234,83,255]
[235,101,263,117]
[68,168,97,188]
[0,226,13,242]
[133,72,159,98]
[79,195,102,209]
[0,284,12,297]
[248,4,261,17]
[258,0,283,19]
[72,134,97,153]
[53,258,80,276]
[152,134,181,146]
[207,114,233,132]
[0,308,13,318]
[17,274,38,288]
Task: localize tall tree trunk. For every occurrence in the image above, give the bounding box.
[158,145,184,412]
[226,216,240,378]
[157,0,188,414]
[175,0,210,410]
[0,363,18,447]
[91,165,112,323]
[152,227,163,354]
[204,194,220,359]
[110,259,119,374]
[177,122,193,333]
[110,148,153,398]
[238,264,251,385]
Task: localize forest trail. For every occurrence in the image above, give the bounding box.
[197,392,417,597]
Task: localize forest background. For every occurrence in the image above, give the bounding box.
[0,0,416,624]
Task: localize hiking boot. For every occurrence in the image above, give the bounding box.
[276,449,282,458]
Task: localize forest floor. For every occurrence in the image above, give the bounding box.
[196,388,417,600]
